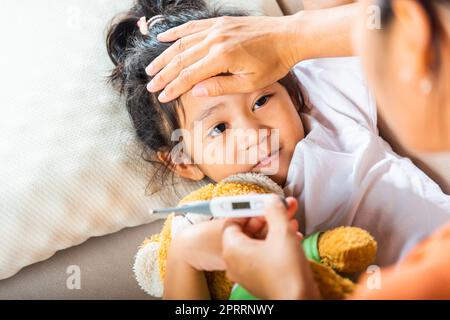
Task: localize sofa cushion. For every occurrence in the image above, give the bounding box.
[0,0,280,281]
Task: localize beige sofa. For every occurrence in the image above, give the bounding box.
[0,0,287,300]
[0,0,448,300]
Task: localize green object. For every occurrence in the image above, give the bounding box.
[228,231,323,300]
[301,231,323,263]
[229,284,259,300]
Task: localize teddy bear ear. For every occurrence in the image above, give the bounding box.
[133,241,164,297]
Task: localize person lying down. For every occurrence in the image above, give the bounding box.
[106,0,450,298]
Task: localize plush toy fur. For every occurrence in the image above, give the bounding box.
[133,173,377,300]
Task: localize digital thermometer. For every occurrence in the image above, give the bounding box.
[150,194,287,218]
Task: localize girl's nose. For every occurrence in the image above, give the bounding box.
[238,125,272,152]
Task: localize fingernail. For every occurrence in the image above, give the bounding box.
[147,81,156,92]
[146,64,155,75]
[157,32,166,40]
[158,91,167,102]
[192,85,208,97]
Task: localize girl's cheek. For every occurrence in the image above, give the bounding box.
[201,136,229,165]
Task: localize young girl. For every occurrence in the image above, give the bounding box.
[106,0,450,299]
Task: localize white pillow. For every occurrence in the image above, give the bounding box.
[0,0,189,280]
[0,0,282,281]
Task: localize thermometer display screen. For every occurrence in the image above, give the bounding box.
[232,202,251,210]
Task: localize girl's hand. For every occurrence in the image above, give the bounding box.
[237,197,301,240]
[146,15,302,102]
[171,218,228,272]
[165,219,225,299]
[169,196,300,271]
[222,195,320,300]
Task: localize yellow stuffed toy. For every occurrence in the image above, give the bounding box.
[133,173,377,300]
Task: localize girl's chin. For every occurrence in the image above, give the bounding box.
[205,158,285,184]
[255,167,286,186]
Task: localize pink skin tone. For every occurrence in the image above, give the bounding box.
[162,0,450,300]
[159,82,305,186]
[355,0,450,152]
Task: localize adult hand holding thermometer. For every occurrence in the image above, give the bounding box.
[150,194,288,218]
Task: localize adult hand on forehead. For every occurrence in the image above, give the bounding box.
[146,15,300,103]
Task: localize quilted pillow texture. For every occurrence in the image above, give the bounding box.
[0,0,283,280]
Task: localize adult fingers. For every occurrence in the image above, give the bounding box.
[189,74,255,98]
[256,214,298,240]
[253,197,298,239]
[290,219,299,232]
[157,18,216,42]
[241,192,265,237]
[264,195,292,242]
[222,221,259,263]
[146,31,206,77]
[285,197,298,219]
[147,42,208,93]
[222,221,260,282]
[157,55,228,103]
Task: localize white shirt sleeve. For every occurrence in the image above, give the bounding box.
[293,57,378,135]
[284,57,450,267]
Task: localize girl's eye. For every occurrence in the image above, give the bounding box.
[209,123,227,137]
[253,94,272,111]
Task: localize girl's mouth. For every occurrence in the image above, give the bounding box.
[252,148,281,170]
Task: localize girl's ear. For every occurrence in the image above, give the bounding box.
[157,151,205,181]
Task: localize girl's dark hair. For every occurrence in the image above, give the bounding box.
[379,0,450,72]
[106,0,304,188]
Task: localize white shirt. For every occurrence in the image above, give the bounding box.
[284,57,450,267]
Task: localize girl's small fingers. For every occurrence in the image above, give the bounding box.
[255,219,298,240]
[157,18,216,42]
[243,217,265,237]
[253,198,298,240]
[224,217,248,230]
[255,224,268,240]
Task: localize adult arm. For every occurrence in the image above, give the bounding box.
[303,0,356,10]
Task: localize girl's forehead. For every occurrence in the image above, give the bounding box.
[181,86,247,107]
[178,82,282,128]
[178,90,230,126]
[181,83,281,111]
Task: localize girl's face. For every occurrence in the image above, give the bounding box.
[175,82,305,185]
